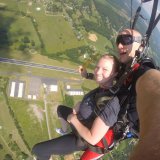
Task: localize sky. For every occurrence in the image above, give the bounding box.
[142,0,160,14]
[137,0,160,30]
[135,0,160,12]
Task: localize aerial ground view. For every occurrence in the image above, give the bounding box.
[0,0,160,160]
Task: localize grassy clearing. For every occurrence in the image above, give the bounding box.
[18,1,85,54]
[9,14,41,49]
[94,0,128,30]
[0,96,16,159]
[47,103,61,138]
[0,0,18,11]
[0,94,31,159]
[35,15,85,54]
[9,98,48,148]
[87,32,113,53]
[104,139,137,160]
[0,0,87,70]
[0,9,41,55]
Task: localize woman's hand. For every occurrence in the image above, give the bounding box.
[73,102,81,114]
[78,66,87,78]
[67,113,77,123]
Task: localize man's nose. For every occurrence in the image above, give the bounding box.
[117,43,124,49]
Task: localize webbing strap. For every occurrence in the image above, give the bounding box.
[102,137,108,150]
[153,13,160,30]
[131,5,142,29]
[109,66,133,95]
[88,145,104,154]
[142,0,152,2]
[87,139,114,154]
[145,0,159,44]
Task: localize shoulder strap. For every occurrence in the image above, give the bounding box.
[87,137,114,154]
[140,57,159,69]
[81,87,99,103]
[94,89,115,115]
[145,0,159,44]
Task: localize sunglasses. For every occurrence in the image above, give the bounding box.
[116,34,142,45]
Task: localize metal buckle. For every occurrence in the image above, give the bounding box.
[109,85,120,95]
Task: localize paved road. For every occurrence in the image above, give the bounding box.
[0,57,78,74]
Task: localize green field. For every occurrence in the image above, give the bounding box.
[8,99,48,148]
[0,0,86,57]
[0,93,31,159]
[0,0,117,63]
[87,31,113,53]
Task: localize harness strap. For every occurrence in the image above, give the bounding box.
[142,0,152,2]
[102,137,108,150]
[87,145,104,154]
[131,5,142,29]
[87,140,114,154]
[153,13,160,30]
[145,0,159,45]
